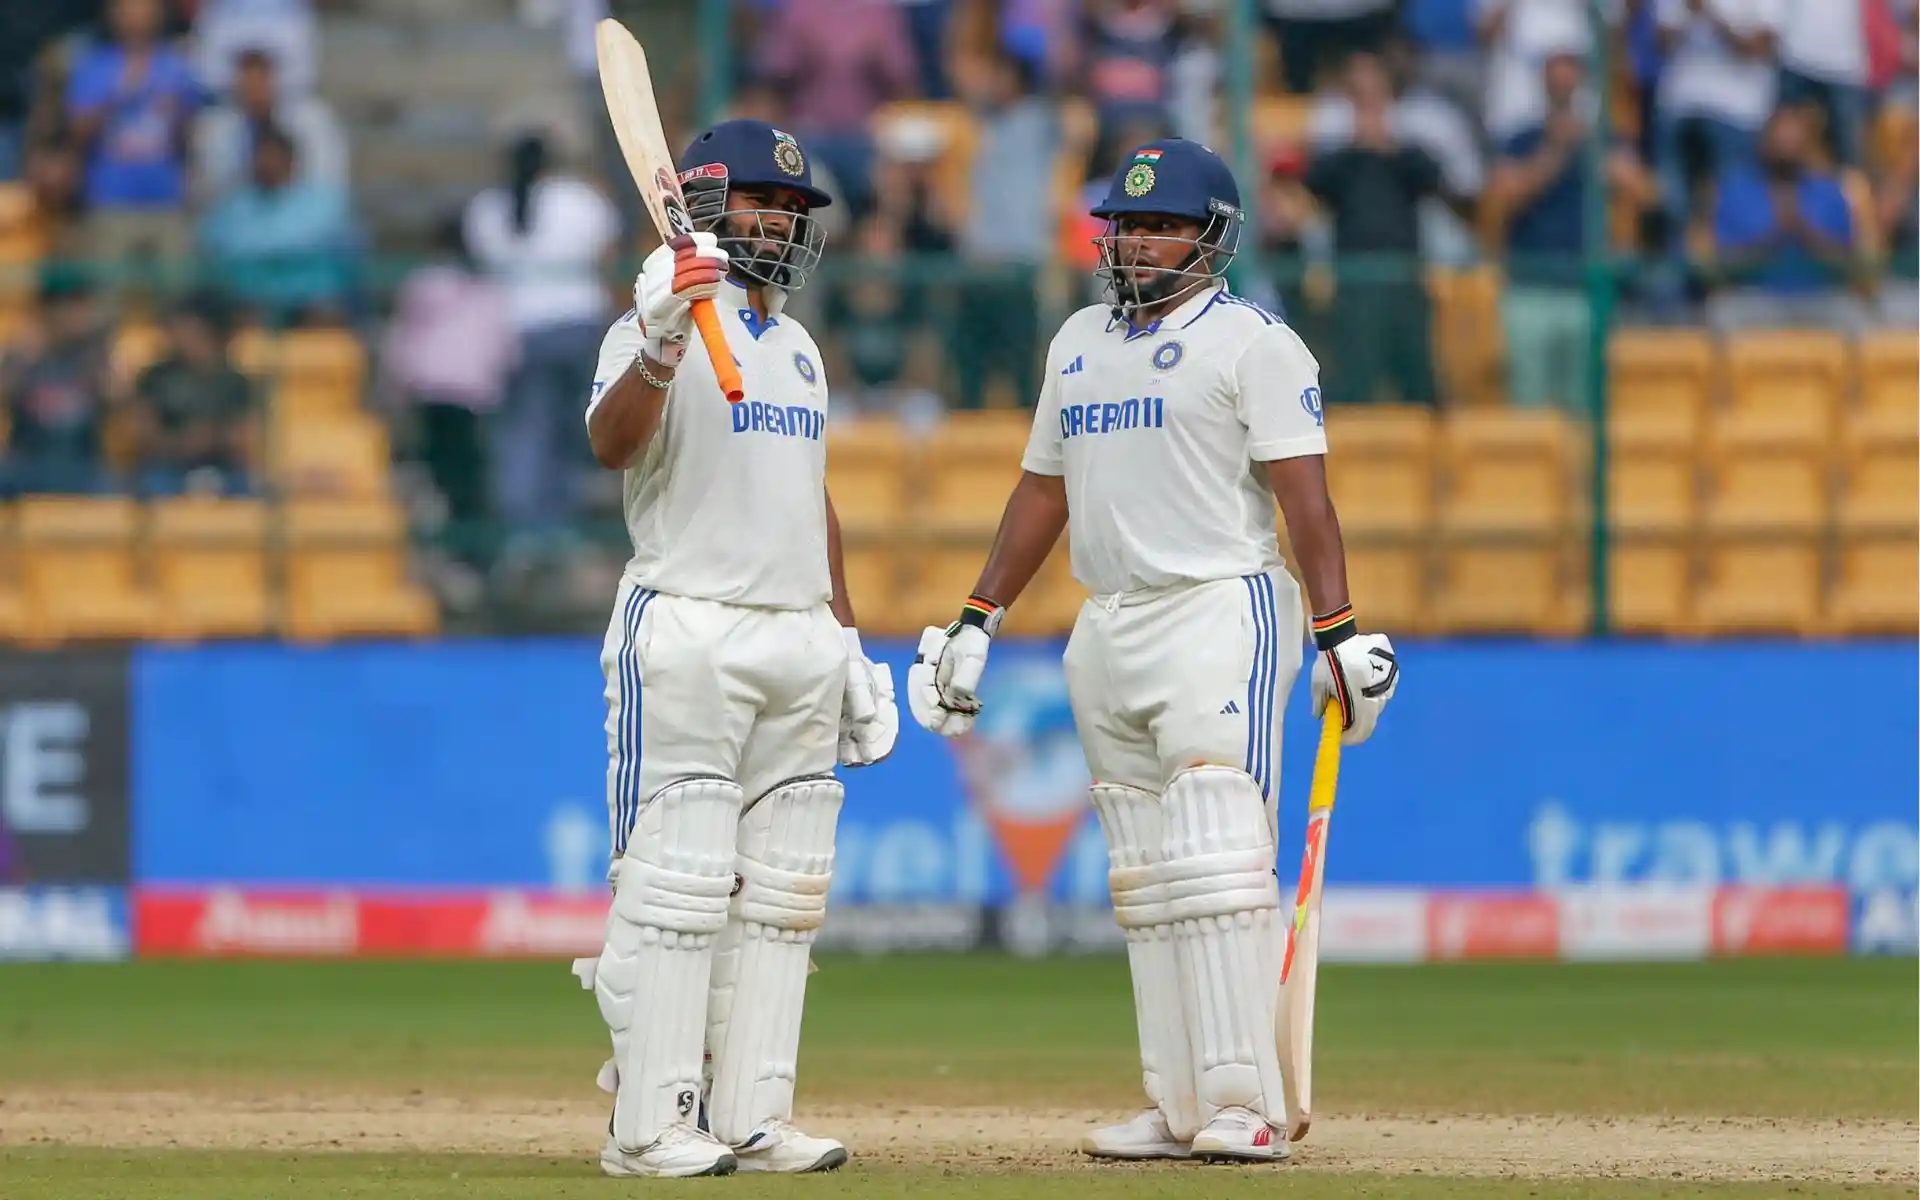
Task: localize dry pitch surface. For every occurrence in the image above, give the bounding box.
[1,957,1913,1198]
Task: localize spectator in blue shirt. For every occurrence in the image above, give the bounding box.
[1488,52,1652,414]
[65,0,203,276]
[1706,103,1867,334]
[198,125,356,325]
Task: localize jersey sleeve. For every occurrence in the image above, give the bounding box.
[1020,336,1067,477]
[1235,323,1328,463]
[584,310,645,425]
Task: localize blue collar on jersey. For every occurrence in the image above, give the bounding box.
[1107,283,1254,340]
[738,307,780,340]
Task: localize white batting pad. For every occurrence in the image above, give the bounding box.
[1161,765,1287,1128]
[596,776,741,1152]
[705,775,843,1146]
[1090,782,1200,1141]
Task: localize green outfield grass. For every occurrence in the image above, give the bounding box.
[1,955,1913,1198]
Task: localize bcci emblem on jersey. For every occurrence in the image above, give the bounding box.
[793,351,817,384]
[1151,340,1184,372]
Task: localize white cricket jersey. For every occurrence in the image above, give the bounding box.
[586,280,831,609]
[1022,284,1328,599]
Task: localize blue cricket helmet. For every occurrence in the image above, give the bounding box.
[675,119,831,291]
[1090,138,1245,316]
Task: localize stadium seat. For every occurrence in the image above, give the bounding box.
[1606,450,1696,536]
[871,102,978,223]
[280,499,438,642]
[1252,95,1312,158]
[827,421,912,537]
[839,542,904,635]
[16,497,155,643]
[110,322,167,390]
[1692,538,1822,635]
[230,327,278,377]
[148,498,272,640]
[1428,267,1504,406]
[1437,410,1573,535]
[1715,331,1847,448]
[1852,332,1919,445]
[272,413,392,496]
[1837,444,1919,533]
[1325,405,1433,534]
[1829,537,1918,635]
[273,377,360,422]
[1344,542,1427,636]
[919,411,1030,536]
[1607,329,1713,449]
[278,327,366,395]
[1608,540,1693,636]
[1702,447,1828,535]
[1432,542,1583,636]
[899,542,993,631]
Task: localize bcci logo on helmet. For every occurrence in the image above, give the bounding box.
[1123,163,1156,198]
[772,130,806,177]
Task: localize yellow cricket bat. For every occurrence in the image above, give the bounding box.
[1276,705,1343,1142]
[595,18,744,404]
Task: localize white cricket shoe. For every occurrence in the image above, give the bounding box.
[1190,1106,1289,1163]
[731,1118,848,1173]
[1080,1109,1191,1160]
[600,1124,738,1178]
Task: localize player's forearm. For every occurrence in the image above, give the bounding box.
[1266,457,1351,616]
[971,471,1069,608]
[586,357,670,470]
[825,490,856,626]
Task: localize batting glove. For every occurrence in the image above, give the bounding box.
[635,231,728,367]
[1308,604,1398,746]
[838,627,898,767]
[906,595,1000,738]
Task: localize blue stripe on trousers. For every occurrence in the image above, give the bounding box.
[1243,575,1271,796]
[614,586,655,855]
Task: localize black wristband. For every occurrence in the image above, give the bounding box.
[1312,603,1358,652]
[954,594,1004,636]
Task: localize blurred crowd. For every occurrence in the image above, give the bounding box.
[0,0,1913,564]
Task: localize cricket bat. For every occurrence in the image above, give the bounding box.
[595,18,745,404]
[1276,704,1343,1143]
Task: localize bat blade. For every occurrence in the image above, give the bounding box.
[1276,706,1343,1143]
[595,18,744,403]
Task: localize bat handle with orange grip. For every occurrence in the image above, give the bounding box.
[691,299,744,403]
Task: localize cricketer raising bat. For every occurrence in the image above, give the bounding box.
[595,17,745,404]
[1276,704,1343,1143]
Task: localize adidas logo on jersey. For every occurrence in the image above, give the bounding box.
[1061,355,1085,376]
[1220,701,1240,715]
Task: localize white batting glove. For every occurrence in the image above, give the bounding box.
[906,597,1001,738]
[838,627,898,767]
[1308,606,1399,746]
[635,231,728,367]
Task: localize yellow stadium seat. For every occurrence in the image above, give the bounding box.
[1693,538,1822,635]
[872,102,979,223]
[1702,448,1828,534]
[1345,542,1427,636]
[272,378,358,422]
[278,328,366,395]
[1607,450,1696,536]
[1607,329,1713,449]
[1715,331,1847,448]
[827,421,911,537]
[1429,267,1504,406]
[839,542,904,635]
[0,507,29,642]
[1609,540,1694,635]
[1829,537,1917,635]
[1252,95,1313,156]
[1852,332,1919,445]
[110,322,168,390]
[1437,410,1573,535]
[1326,405,1433,535]
[920,411,1030,536]
[230,328,278,377]
[1432,542,1580,635]
[1837,445,1918,533]
[148,498,272,640]
[272,413,391,496]
[899,543,992,632]
[16,498,155,643]
[280,499,438,641]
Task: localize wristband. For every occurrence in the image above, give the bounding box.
[952,593,1004,637]
[1311,603,1357,651]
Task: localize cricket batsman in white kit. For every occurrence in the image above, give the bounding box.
[909,138,1400,1162]
[579,119,897,1178]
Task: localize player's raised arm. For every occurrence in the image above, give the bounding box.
[1238,325,1400,745]
[585,234,728,469]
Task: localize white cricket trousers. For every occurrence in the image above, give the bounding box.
[598,576,846,856]
[1062,569,1306,800]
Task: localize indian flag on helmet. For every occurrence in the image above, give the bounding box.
[1131,148,1164,163]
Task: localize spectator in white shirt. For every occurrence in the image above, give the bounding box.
[193,0,317,97]
[1651,0,1784,238]
[1777,0,1870,167]
[193,47,347,204]
[1263,0,1400,93]
[1475,0,1610,143]
[463,131,619,534]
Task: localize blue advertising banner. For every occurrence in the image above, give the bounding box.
[133,641,1919,902]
